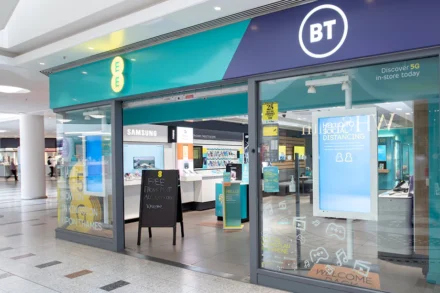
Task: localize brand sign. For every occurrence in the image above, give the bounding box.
[111,56,125,93]
[299,4,348,59]
[177,127,193,144]
[225,0,440,79]
[193,129,243,142]
[123,124,168,143]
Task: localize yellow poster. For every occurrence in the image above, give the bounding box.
[279,145,286,161]
[262,102,278,123]
[263,125,279,137]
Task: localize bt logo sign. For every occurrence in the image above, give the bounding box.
[299,4,348,59]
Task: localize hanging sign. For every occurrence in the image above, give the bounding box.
[312,108,378,221]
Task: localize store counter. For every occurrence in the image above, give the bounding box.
[181,170,223,210]
[378,190,413,256]
[215,182,249,223]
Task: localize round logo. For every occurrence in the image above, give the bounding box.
[299,4,348,59]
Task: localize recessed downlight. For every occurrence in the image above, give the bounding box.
[82,71,88,75]
[58,119,72,123]
[88,47,94,50]
[39,62,45,65]
[396,108,402,111]
[0,86,30,94]
[0,130,7,133]
[214,6,221,11]
[89,114,105,119]
[131,58,136,61]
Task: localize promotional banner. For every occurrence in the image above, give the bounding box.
[263,166,280,193]
[223,183,243,229]
[312,108,377,220]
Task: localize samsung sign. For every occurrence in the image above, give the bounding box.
[126,129,158,137]
[123,125,168,143]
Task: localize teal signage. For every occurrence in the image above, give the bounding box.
[224,183,242,228]
[263,166,279,192]
[50,20,250,109]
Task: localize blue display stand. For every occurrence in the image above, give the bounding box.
[215,182,249,223]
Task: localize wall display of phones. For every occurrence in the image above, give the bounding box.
[204,148,240,169]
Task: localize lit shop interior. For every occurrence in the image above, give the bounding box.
[55,56,440,292]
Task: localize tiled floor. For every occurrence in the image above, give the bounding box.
[0,180,284,293]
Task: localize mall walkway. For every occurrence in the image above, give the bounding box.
[0,181,283,293]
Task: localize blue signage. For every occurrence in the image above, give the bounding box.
[317,113,374,216]
[225,0,440,79]
[378,145,387,162]
[263,166,279,193]
[85,136,103,193]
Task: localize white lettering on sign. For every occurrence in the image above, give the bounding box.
[126,129,158,137]
[310,20,337,43]
[299,4,348,59]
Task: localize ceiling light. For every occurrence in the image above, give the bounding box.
[341,81,349,91]
[82,71,88,75]
[88,47,94,50]
[0,86,30,94]
[39,62,45,65]
[58,119,72,123]
[405,112,411,115]
[130,58,136,61]
[78,136,85,138]
[396,108,402,111]
[0,113,20,123]
[0,130,7,133]
[89,114,105,119]
[214,6,221,11]
[308,86,316,94]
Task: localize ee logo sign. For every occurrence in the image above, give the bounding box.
[299,4,348,59]
[111,56,125,93]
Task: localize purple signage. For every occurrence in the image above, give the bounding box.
[224,0,440,79]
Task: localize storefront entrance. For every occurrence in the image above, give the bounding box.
[50,1,440,292]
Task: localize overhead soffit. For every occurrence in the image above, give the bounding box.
[0,0,19,30]
[41,0,314,75]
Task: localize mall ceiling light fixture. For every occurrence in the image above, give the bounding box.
[131,58,136,61]
[58,119,72,123]
[89,114,105,119]
[307,86,316,94]
[214,6,221,11]
[82,71,88,75]
[0,85,30,94]
[0,113,20,123]
[0,130,7,133]
[405,112,411,115]
[396,108,402,111]
[88,47,94,50]
[39,62,45,65]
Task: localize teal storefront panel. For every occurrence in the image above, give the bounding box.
[123,92,247,125]
[50,20,250,109]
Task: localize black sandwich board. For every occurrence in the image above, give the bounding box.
[137,170,184,245]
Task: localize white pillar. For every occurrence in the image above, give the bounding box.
[19,114,46,199]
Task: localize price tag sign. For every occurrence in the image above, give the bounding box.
[262,102,278,123]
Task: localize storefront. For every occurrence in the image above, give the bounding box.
[50,1,440,292]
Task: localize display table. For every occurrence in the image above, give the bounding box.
[215,182,249,223]
[378,190,413,256]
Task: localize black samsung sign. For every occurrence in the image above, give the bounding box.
[137,170,184,245]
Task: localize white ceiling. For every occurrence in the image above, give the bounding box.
[0,0,287,137]
[0,0,19,30]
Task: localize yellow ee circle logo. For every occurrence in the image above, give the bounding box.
[111,56,125,93]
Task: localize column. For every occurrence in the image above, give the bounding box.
[19,114,46,199]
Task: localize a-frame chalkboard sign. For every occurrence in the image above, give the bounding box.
[137,170,184,246]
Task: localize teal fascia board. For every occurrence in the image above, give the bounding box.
[123,92,247,125]
[50,20,250,109]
